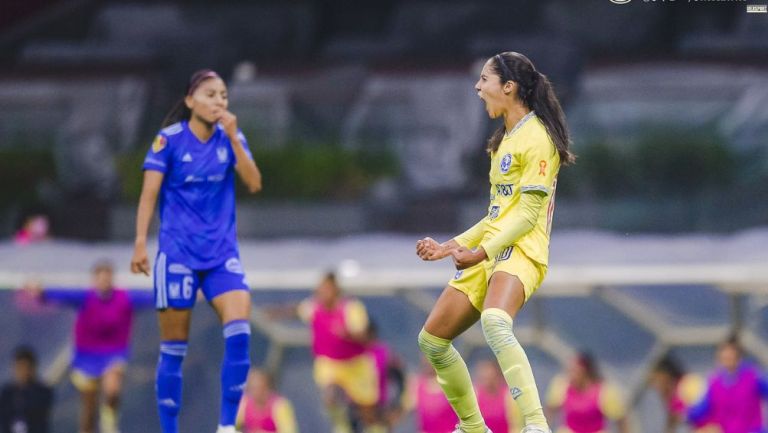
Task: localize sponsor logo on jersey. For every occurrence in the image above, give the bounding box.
[217,147,228,163]
[207,174,225,182]
[539,160,547,176]
[168,263,192,275]
[182,153,193,162]
[495,246,513,262]
[510,387,523,400]
[184,175,204,183]
[453,270,463,280]
[489,205,500,220]
[152,135,167,153]
[225,257,244,274]
[500,153,512,174]
[495,183,515,197]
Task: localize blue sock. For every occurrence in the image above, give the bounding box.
[220,320,251,427]
[156,341,187,433]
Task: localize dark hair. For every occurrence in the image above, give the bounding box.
[91,259,114,274]
[576,351,600,381]
[13,345,37,366]
[653,354,685,380]
[720,332,743,355]
[486,52,575,166]
[323,271,337,285]
[161,69,222,128]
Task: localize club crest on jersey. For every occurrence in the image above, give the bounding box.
[488,205,500,220]
[217,147,228,163]
[453,270,463,280]
[500,153,512,174]
[152,135,167,153]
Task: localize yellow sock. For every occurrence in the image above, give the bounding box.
[327,402,352,433]
[481,308,548,427]
[99,404,119,433]
[417,329,486,433]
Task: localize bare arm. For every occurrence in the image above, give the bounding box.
[131,170,164,276]
[220,111,262,193]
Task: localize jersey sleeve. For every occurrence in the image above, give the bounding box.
[297,298,316,323]
[42,288,89,306]
[344,299,369,335]
[518,136,558,196]
[236,129,254,160]
[480,191,544,259]
[273,397,299,433]
[454,219,486,248]
[598,382,626,420]
[545,374,568,409]
[678,374,707,406]
[143,133,172,173]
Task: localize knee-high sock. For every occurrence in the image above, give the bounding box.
[481,308,547,427]
[417,329,486,433]
[157,341,187,433]
[220,320,251,427]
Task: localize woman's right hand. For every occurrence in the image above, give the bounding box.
[130,242,150,276]
[416,237,453,261]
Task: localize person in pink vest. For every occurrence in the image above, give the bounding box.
[649,354,717,433]
[360,321,406,432]
[237,369,298,433]
[688,335,768,433]
[403,357,460,433]
[297,272,383,433]
[474,359,521,433]
[23,260,153,433]
[545,352,628,433]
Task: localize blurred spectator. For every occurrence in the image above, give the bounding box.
[545,352,628,433]
[351,320,406,432]
[296,272,384,433]
[0,345,54,433]
[649,354,715,433]
[688,335,768,433]
[401,356,459,433]
[473,358,521,433]
[237,369,298,433]
[22,260,153,433]
[13,214,50,246]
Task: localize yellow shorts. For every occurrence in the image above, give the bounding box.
[448,246,547,311]
[313,353,379,406]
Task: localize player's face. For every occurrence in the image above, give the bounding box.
[717,344,741,372]
[247,371,270,400]
[474,360,499,388]
[475,59,513,119]
[186,77,228,125]
[316,279,339,306]
[14,359,34,384]
[93,268,113,293]
[567,358,587,384]
[649,371,673,395]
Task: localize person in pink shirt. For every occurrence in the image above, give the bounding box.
[688,335,768,433]
[649,354,716,433]
[545,352,628,433]
[23,260,153,433]
[237,369,298,433]
[405,357,460,433]
[297,272,383,433]
[474,359,521,433]
[358,321,406,432]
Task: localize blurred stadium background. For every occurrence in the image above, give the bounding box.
[1,0,767,432]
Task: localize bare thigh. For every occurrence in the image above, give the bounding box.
[211,290,251,324]
[423,286,481,340]
[483,271,526,318]
[102,365,125,399]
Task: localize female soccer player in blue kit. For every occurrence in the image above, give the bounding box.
[130,69,262,433]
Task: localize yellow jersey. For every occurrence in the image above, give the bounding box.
[455,112,560,266]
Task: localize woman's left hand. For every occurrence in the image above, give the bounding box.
[451,247,487,270]
[219,110,238,139]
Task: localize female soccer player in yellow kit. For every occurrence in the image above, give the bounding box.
[415,52,575,433]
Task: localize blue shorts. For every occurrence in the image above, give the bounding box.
[153,252,249,310]
[72,350,128,378]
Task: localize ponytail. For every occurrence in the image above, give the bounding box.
[161,98,190,128]
[528,73,575,166]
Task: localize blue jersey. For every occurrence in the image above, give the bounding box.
[142,121,252,269]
